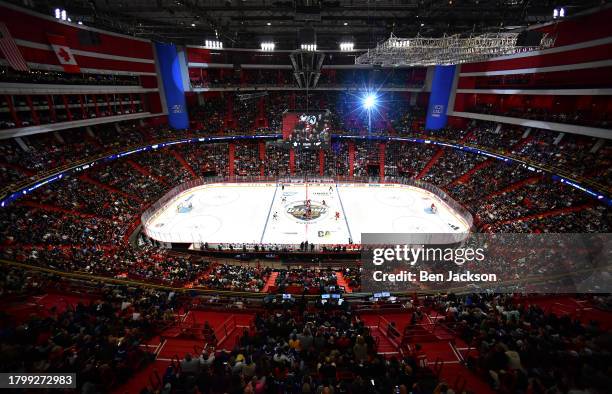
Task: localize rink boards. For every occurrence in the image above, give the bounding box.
[142,182,471,245]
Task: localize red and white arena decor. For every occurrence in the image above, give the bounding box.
[46,33,80,73]
[0,22,28,71]
[0,1,165,119]
[449,7,612,136]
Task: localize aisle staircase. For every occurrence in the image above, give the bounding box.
[169,150,197,178]
[335,271,352,293]
[126,160,169,185]
[79,175,142,201]
[16,200,99,219]
[357,309,494,393]
[370,326,399,355]
[416,148,445,179]
[480,175,540,201]
[262,271,279,293]
[448,159,493,186]
[489,202,594,228]
[0,161,35,177]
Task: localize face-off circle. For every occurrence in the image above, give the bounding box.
[285,201,329,222]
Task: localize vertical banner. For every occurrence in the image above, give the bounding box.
[47,34,80,73]
[0,23,29,71]
[154,42,189,129]
[425,65,456,130]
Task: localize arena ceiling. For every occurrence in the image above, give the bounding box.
[32,0,608,49]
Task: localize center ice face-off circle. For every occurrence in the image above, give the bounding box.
[285,201,329,222]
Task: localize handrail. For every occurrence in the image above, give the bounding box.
[367,314,401,353]
[214,315,237,348]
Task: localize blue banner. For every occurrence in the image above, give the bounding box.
[425,65,456,130]
[155,42,189,129]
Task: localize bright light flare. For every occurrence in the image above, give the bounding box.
[363,93,377,110]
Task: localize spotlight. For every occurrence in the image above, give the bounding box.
[54,8,61,19]
[191,23,196,27]
[205,40,223,49]
[363,93,377,110]
[340,42,354,51]
[261,42,275,51]
[61,9,67,21]
[298,27,316,52]
[361,92,378,134]
[553,7,566,19]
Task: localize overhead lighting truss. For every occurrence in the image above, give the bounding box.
[355,33,555,67]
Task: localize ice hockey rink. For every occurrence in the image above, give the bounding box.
[142,182,471,245]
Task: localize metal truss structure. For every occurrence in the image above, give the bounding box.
[355,33,555,66]
[290,50,326,89]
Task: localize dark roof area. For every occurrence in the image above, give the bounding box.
[28,0,608,49]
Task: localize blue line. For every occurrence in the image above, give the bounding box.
[260,183,279,243]
[335,183,353,242]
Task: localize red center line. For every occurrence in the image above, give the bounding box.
[304,181,309,241]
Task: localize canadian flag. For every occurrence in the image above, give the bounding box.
[47,33,80,73]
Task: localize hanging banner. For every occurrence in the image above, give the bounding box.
[47,34,80,73]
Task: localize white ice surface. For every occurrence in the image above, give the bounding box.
[143,182,470,245]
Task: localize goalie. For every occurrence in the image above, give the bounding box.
[430,203,438,214]
[177,201,193,213]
